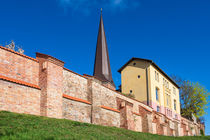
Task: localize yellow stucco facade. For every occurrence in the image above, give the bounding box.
[120,58,181,119]
[121,60,149,102]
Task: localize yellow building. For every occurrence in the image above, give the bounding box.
[118,57,181,120]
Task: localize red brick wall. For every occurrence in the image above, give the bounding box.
[0,46,39,85]
[36,53,64,119]
[116,98,134,130]
[116,98,127,129]
[0,46,41,116]
[139,105,152,133]
[0,80,41,115]
[152,113,164,135]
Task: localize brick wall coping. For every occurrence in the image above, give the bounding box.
[153,111,181,123]
[36,52,64,67]
[63,94,91,105]
[100,105,120,113]
[153,111,163,117]
[181,117,193,124]
[153,110,174,122]
[181,117,191,122]
[0,46,38,62]
[116,93,153,111]
[132,112,141,116]
[140,105,153,113]
[64,68,87,79]
[0,74,41,90]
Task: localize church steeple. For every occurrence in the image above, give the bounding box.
[93,10,115,88]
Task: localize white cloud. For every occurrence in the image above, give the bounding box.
[58,0,140,15]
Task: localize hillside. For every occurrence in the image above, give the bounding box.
[0,111,208,140]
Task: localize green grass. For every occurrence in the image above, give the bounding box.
[0,111,209,140]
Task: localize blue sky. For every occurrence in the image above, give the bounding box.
[0,0,209,135]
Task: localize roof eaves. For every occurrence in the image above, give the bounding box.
[151,62,180,88]
[118,57,152,73]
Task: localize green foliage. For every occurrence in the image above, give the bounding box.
[171,76,209,120]
[0,111,209,140]
[200,129,204,136]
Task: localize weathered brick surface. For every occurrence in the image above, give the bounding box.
[92,81,117,108]
[98,108,120,127]
[63,98,91,123]
[46,62,63,118]
[0,80,40,115]
[139,105,153,133]
[152,113,164,135]
[63,69,88,100]
[36,53,64,119]
[116,98,128,129]
[0,47,39,85]
[91,80,120,127]
[36,56,48,116]
[133,114,142,132]
[126,105,135,130]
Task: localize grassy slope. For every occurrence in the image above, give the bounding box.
[0,111,209,140]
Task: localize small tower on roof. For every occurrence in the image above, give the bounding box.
[93,9,115,89]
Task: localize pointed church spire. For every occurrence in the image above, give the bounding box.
[93,10,115,88]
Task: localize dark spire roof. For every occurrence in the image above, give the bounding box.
[93,10,115,87]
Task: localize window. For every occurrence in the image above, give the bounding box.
[130,90,132,93]
[167,96,169,106]
[155,71,157,80]
[173,87,176,95]
[163,78,169,89]
[174,100,176,111]
[167,109,172,117]
[155,71,159,82]
[133,63,136,66]
[156,88,159,101]
[138,75,141,79]
[166,94,171,107]
[157,106,160,112]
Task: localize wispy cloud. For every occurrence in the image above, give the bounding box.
[58,0,140,15]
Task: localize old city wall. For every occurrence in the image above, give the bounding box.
[0,46,204,136]
[0,46,41,115]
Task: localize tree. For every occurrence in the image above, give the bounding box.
[171,75,209,120]
[5,40,24,54]
[6,40,15,50]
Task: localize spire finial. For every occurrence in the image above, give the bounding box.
[101,8,102,13]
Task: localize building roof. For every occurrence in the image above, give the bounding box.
[93,10,115,87]
[118,57,180,88]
